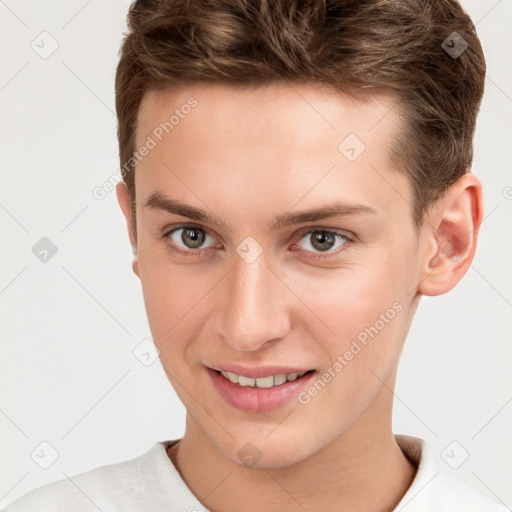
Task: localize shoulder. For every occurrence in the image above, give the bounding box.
[429,471,509,511]
[2,447,153,512]
[395,435,509,512]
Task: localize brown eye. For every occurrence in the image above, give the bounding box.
[180,227,206,249]
[294,229,351,259]
[309,231,337,252]
[163,225,219,257]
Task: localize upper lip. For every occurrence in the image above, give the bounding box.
[207,364,314,379]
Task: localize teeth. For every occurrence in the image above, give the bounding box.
[220,370,308,388]
[238,375,255,387]
[274,374,287,385]
[225,371,239,384]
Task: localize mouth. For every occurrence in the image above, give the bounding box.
[213,368,315,389]
[206,366,317,413]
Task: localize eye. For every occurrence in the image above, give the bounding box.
[162,224,353,260]
[291,228,351,259]
[162,225,219,257]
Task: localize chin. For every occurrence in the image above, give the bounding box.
[210,426,326,469]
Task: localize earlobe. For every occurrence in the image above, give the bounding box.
[418,173,483,296]
[132,259,140,278]
[115,181,140,279]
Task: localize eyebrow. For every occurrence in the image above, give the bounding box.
[144,191,377,231]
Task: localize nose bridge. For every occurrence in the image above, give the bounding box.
[217,250,289,351]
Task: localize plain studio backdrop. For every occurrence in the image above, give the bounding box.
[0,0,511,508]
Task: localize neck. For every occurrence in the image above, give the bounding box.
[167,370,417,512]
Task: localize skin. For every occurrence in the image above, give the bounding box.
[116,82,483,512]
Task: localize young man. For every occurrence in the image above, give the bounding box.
[4,0,508,511]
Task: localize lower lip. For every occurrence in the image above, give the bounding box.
[207,367,316,414]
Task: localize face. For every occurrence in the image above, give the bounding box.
[122,83,427,467]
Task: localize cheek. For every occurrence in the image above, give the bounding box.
[296,277,407,425]
[137,248,219,342]
[288,260,405,338]
[286,260,409,398]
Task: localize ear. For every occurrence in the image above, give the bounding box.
[116,181,139,278]
[418,173,483,296]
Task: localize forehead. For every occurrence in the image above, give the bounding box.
[133,82,411,223]
[136,82,401,149]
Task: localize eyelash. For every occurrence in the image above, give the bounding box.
[161,224,354,260]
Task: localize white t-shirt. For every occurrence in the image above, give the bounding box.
[3,435,508,511]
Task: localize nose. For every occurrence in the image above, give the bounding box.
[215,251,291,352]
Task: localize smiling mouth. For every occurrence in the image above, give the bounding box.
[215,369,315,389]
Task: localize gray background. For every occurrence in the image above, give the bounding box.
[1,0,511,508]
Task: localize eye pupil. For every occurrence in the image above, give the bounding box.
[182,228,205,249]
[311,231,336,252]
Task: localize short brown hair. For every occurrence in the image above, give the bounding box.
[115,0,485,229]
